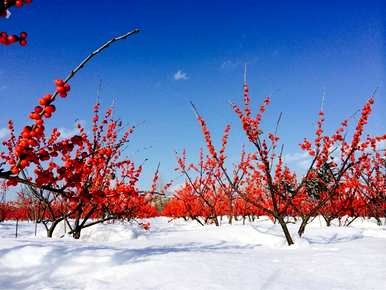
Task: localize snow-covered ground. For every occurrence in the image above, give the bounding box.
[0,217,385,290]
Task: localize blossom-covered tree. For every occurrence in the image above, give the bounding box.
[0,25,153,238]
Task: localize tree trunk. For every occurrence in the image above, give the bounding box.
[47,226,54,238]
[213,216,219,227]
[193,217,204,226]
[345,216,358,227]
[277,216,294,246]
[73,229,81,239]
[15,219,19,238]
[322,215,332,227]
[34,221,38,236]
[46,219,62,238]
[298,216,311,237]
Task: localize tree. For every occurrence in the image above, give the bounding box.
[0,28,151,238]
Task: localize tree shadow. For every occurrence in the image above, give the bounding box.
[0,240,259,289]
[303,232,364,244]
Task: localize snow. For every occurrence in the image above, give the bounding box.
[0,217,385,290]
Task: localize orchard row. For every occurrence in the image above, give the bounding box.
[0,3,384,244]
[0,77,384,243]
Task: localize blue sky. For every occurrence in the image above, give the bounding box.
[1,0,385,193]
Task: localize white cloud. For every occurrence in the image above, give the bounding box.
[298,159,312,170]
[0,128,8,139]
[220,57,259,71]
[284,140,386,176]
[173,70,189,81]
[284,151,312,176]
[220,60,241,70]
[58,120,86,139]
[169,182,185,193]
[284,152,309,163]
[376,140,386,151]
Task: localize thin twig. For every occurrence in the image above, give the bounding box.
[41,28,140,117]
[190,101,200,118]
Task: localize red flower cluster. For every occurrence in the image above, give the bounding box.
[1,0,32,46]
[351,97,374,148]
[55,79,71,98]
[0,31,27,46]
[232,86,270,144]
[197,116,217,158]
[4,80,72,178]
